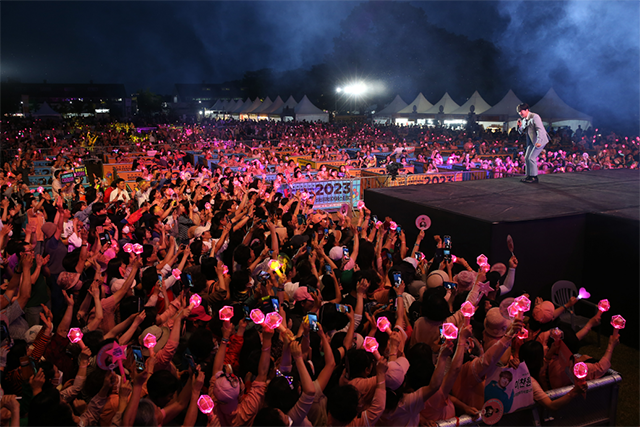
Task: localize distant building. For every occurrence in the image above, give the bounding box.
[1,81,130,118]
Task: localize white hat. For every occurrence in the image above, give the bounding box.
[385,357,410,390]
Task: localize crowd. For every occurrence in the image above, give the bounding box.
[0,116,631,427]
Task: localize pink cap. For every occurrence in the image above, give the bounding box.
[68,328,83,343]
[363,336,379,353]
[189,294,202,309]
[143,333,157,349]
[460,301,476,318]
[376,316,391,332]
[611,314,626,329]
[442,323,458,340]
[250,309,265,324]
[197,395,215,414]
[264,312,283,329]
[597,299,610,312]
[573,362,588,379]
[219,306,234,321]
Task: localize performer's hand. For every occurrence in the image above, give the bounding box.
[517,119,522,128]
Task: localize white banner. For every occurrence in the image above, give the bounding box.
[483,361,534,414]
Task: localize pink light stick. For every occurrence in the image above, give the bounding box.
[514,295,531,312]
[573,362,588,379]
[610,314,625,338]
[460,301,476,325]
[67,328,86,349]
[219,306,234,321]
[517,328,529,340]
[264,312,283,329]
[172,269,181,280]
[597,299,610,312]
[476,254,488,267]
[197,395,215,414]
[132,243,144,255]
[442,323,458,340]
[577,287,591,300]
[376,316,391,333]
[143,333,157,350]
[250,309,265,324]
[189,294,202,309]
[550,327,564,342]
[123,244,133,255]
[363,336,379,353]
[389,221,397,231]
[357,200,365,210]
[507,302,520,319]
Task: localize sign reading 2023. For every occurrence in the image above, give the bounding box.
[289,180,352,205]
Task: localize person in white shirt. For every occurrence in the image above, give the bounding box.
[109,178,131,203]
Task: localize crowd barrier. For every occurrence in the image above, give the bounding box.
[437,369,622,427]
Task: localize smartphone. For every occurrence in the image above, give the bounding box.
[258,270,270,283]
[157,274,163,284]
[372,215,378,223]
[393,272,402,287]
[324,264,331,274]
[415,251,424,261]
[183,273,193,288]
[324,228,328,234]
[336,304,351,313]
[444,281,457,290]
[297,214,305,225]
[343,247,350,260]
[443,248,452,262]
[306,246,312,255]
[443,235,452,249]
[307,313,319,332]
[184,354,196,370]
[261,295,275,313]
[131,346,145,372]
[396,226,402,234]
[439,325,446,345]
[271,298,280,313]
[99,232,111,245]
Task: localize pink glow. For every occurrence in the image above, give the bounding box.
[389,221,397,231]
[597,299,610,312]
[577,287,591,299]
[610,314,626,329]
[67,328,83,343]
[250,309,265,324]
[451,254,457,263]
[172,269,181,280]
[219,306,234,321]
[197,395,215,414]
[223,265,229,275]
[550,327,564,341]
[476,254,488,267]
[376,316,391,332]
[514,295,531,312]
[442,323,458,340]
[264,312,283,329]
[363,336,379,353]
[573,362,588,379]
[189,294,202,308]
[143,333,157,349]
[507,302,520,318]
[123,243,133,253]
[460,301,476,318]
[357,200,365,210]
[132,243,144,255]
[517,328,529,340]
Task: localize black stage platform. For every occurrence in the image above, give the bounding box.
[365,169,639,347]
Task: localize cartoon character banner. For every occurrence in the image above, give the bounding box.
[483,361,534,414]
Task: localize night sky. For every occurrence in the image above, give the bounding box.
[2,1,639,133]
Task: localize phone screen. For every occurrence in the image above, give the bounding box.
[443,235,452,249]
[132,346,145,372]
[307,313,318,332]
[443,248,452,261]
[444,281,457,290]
[271,298,280,313]
[336,304,350,313]
[343,247,350,259]
[439,326,446,344]
[393,272,402,287]
[243,305,251,320]
[324,264,331,274]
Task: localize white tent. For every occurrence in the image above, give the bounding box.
[450,91,492,115]
[211,99,225,111]
[232,98,252,115]
[531,88,592,130]
[424,92,460,114]
[253,97,273,114]
[270,96,298,117]
[31,102,61,118]
[241,97,263,115]
[478,89,524,130]
[294,95,329,123]
[373,95,408,124]
[262,96,285,114]
[397,93,433,114]
[226,99,243,112]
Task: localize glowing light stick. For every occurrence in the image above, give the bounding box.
[376,316,391,333]
[357,200,365,210]
[550,327,564,342]
[189,294,202,309]
[223,265,229,275]
[67,328,86,349]
[507,302,520,319]
[219,306,234,321]
[451,254,458,263]
[476,254,488,267]
[375,221,383,229]
[37,186,44,193]
[363,336,379,353]
[573,362,588,379]
[597,299,610,312]
[610,314,625,338]
[172,269,181,280]
[577,287,591,300]
[143,333,157,349]
[105,342,127,378]
[442,323,459,340]
[132,243,144,255]
[250,309,265,324]
[460,301,476,325]
[514,295,531,312]
[389,221,397,231]
[205,202,211,210]
[197,395,215,414]
[517,328,529,340]
[264,312,283,329]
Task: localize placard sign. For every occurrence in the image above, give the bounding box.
[289,179,356,209]
[73,167,87,178]
[60,171,75,184]
[483,361,534,414]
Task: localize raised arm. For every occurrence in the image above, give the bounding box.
[255,326,274,382]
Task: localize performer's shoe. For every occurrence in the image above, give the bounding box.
[521,176,538,184]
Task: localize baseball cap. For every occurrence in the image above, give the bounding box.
[533,300,555,324]
[188,305,212,322]
[329,246,344,262]
[293,286,314,303]
[426,270,449,289]
[385,357,410,390]
[484,307,510,339]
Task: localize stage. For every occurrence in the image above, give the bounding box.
[365,169,639,347]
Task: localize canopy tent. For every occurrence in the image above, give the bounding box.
[478,89,524,130]
[31,102,62,118]
[424,92,460,114]
[241,97,263,115]
[262,96,285,114]
[373,95,408,124]
[294,95,329,123]
[397,93,433,114]
[210,99,225,111]
[531,88,592,130]
[231,98,253,116]
[252,96,273,114]
[270,95,298,120]
[450,91,492,115]
[227,99,243,113]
